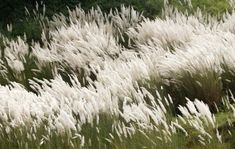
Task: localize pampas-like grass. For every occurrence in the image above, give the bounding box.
[1,0,235,148]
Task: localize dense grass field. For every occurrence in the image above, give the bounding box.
[1,0,235,148]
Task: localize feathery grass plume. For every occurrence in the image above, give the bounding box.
[127,17,194,51]
[219,12,235,34]
[48,5,143,47]
[178,99,216,144]
[0,36,56,90]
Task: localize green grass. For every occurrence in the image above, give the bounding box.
[171,0,232,17]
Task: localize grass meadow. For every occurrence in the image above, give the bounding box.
[1,0,235,148]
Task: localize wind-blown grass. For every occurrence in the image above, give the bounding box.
[1,0,235,148]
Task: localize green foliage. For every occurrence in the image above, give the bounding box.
[171,0,231,17]
[172,70,223,110]
[80,0,164,18]
[221,63,235,96]
[142,69,223,113]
